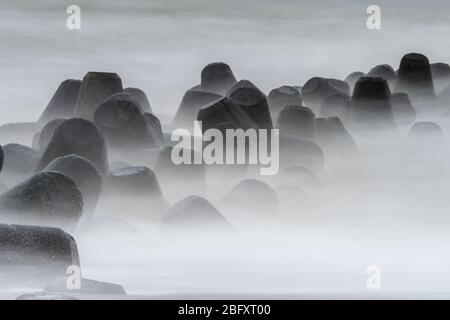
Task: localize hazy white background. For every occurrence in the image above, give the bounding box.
[1,0,450,123]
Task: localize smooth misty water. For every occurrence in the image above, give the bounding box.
[4,133,450,299]
[73,135,450,299]
[2,0,450,299]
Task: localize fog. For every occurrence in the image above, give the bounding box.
[2,0,450,299]
[67,133,450,299]
[2,0,450,122]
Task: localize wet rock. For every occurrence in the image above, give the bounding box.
[390,93,416,126]
[320,93,351,119]
[36,118,108,175]
[143,112,164,147]
[277,105,316,140]
[75,72,123,121]
[367,64,397,90]
[98,165,168,221]
[163,195,234,232]
[279,135,324,172]
[1,143,41,186]
[107,166,163,200]
[395,53,435,101]
[431,63,450,94]
[315,117,357,153]
[16,292,78,300]
[293,86,302,94]
[38,118,66,151]
[201,62,237,95]
[197,120,258,174]
[409,121,444,142]
[227,80,273,129]
[38,79,81,123]
[204,121,254,165]
[154,145,203,174]
[0,172,83,230]
[44,154,102,217]
[267,86,302,120]
[0,224,79,284]
[123,87,152,113]
[163,131,176,147]
[173,86,222,129]
[104,92,142,109]
[302,77,350,111]
[350,77,395,129]
[93,98,158,151]
[219,179,278,216]
[197,97,258,133]
[345,71,365,95]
